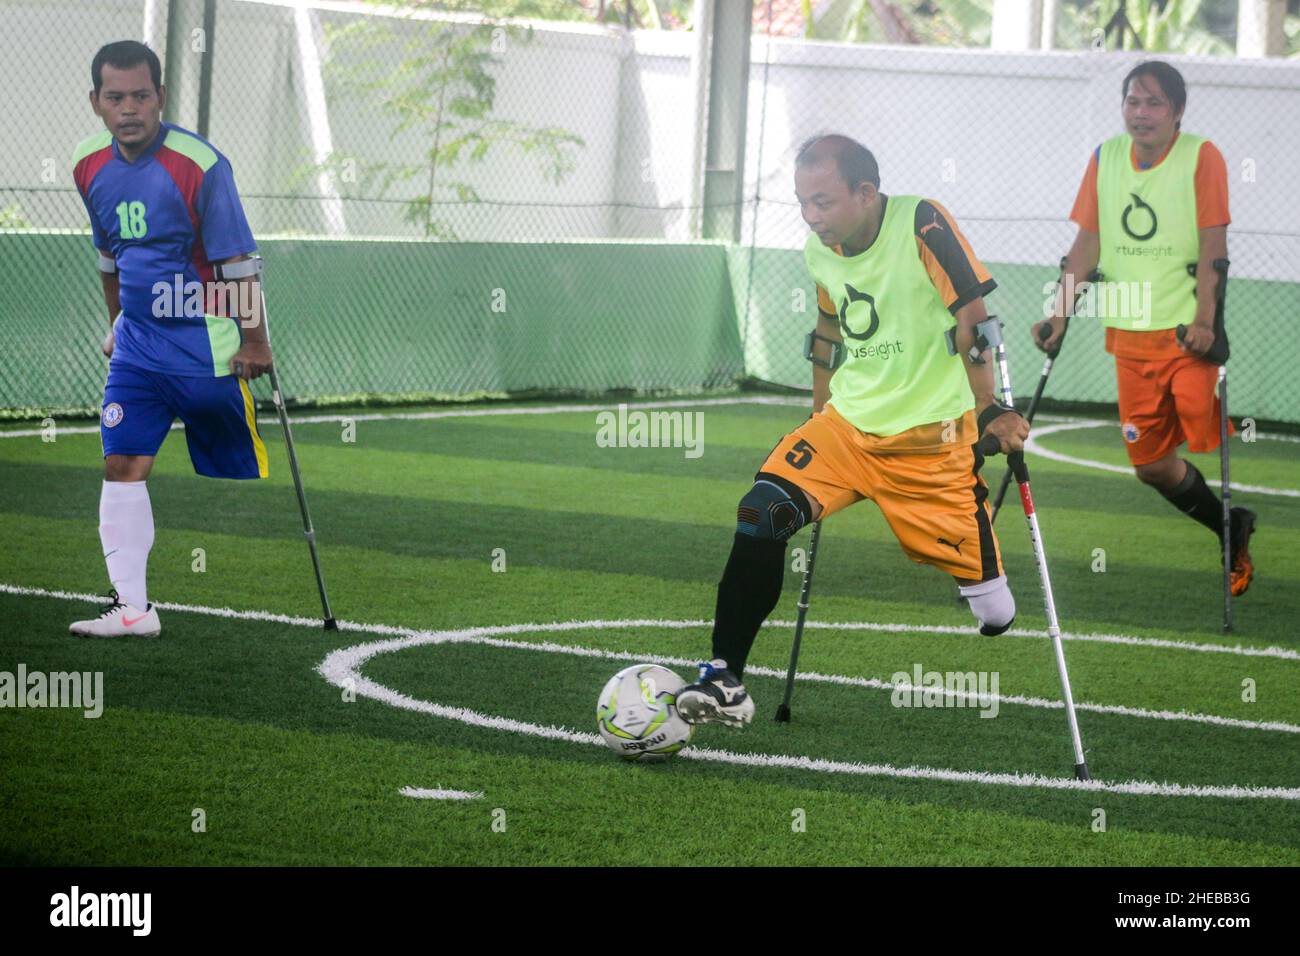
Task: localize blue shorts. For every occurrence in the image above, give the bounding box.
[100,361,269,480]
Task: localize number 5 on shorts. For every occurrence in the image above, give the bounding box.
[785,439,815,470]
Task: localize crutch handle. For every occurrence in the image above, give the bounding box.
[1037,320,1070,361]
[1175,324,1230,366]
[1008,449,1030,484]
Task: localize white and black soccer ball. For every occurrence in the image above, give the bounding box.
[596,664,693,763]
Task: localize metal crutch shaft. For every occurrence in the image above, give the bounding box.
[248,258,338,631]
[775,519,822,723]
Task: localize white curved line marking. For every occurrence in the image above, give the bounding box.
[1027,420,1300,498]
[0,396,806,439]
[471,632,1299,735]
[400,787,483,800]
[316,620,1300,801]
[4,583,1295,662]
[4,582,1296,797]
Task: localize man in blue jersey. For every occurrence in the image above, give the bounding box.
[69,40,271,637]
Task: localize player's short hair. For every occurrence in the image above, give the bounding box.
[92,40,162,95]
[1122,60,1186,129]
[796,134,881,191]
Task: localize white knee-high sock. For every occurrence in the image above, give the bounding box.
[99,480,154,609]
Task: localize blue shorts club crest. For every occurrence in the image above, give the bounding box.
[100,361,269,480]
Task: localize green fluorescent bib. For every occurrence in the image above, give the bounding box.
[1096,133,1202,331]
[805,195,973,436]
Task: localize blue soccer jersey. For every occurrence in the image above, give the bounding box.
[73,121,257,378]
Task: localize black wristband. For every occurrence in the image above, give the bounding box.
[977,401,1016,435]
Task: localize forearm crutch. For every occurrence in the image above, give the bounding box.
[976,318,1090,781]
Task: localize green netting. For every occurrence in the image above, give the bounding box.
[3,0,1299,425]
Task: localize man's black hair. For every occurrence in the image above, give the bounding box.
[92,40,162,95]
[1122,60,1187,130]
[796,134,881,190]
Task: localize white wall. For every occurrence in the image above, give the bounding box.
[4,0,1298,278]
[742,39,1300,280]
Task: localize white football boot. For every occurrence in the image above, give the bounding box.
[69,590,161,638]
[676,660,755,726]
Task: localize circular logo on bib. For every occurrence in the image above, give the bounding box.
[1121,192,1157,242]
[1122,422,1140,443]
[837,283,880,342]
[102,402,124,428]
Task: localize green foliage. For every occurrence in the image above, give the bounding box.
[0,204,34,230]
[1057,0,1232,53]
[317,1,586,238]
[804,0,1251,53]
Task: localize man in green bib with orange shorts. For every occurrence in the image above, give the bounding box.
[1031,60,1256,604]
[677,134,1028,726]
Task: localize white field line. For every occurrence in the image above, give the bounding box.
[4,583,1297,799]
[314,623,1300,802]
[1027,419,1300,498]
[0,395,808,439]
[5,582,1294,663]
[399,787,484,800]
[7,399,1296,500]
[465,634,1300,735]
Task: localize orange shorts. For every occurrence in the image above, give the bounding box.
[757,403,1003,584]
[1114,352,1230,467]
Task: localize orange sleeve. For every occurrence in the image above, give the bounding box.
[913,199,996,313]
[1195,140,1230,229]
[1069,151,1099,233]
[816,284,836,316]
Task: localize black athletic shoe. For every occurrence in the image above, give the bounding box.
[1228,507,1257,597]
[675,660,755,727]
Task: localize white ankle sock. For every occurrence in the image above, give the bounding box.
[99,480,154,609]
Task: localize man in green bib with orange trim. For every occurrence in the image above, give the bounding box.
[677,134,1028,727]
[1032,60,1256,600]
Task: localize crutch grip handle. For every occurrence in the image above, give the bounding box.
[1175,323,1229,366]
[976,433,1002,459]
[1008,450,1030,484]
[1038,320,1068,360]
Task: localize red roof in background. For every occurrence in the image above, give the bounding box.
[571,0,810,38]
[754,0,808,38]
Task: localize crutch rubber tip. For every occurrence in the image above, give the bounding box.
[323,617,339,631]
[1074,762,1091,782]
[774,704,791,723]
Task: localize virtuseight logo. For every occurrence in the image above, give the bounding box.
[49,885,151,936]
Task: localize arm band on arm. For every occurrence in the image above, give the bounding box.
[804,330,844,370]
[97,253,117,274]
[800,332,842,369]
[214,256,263,281]
[945,315,1003,364]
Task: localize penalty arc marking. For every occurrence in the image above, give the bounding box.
[1027,419,1300,498]
[3,399,1297,800]
[2,583,1296,799]
[314,619,1300,802]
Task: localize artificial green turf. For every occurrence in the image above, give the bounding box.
[1,398,1297,865]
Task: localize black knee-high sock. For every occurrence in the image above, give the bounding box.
[711,533,787,679]
[1160,462,1224,541]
